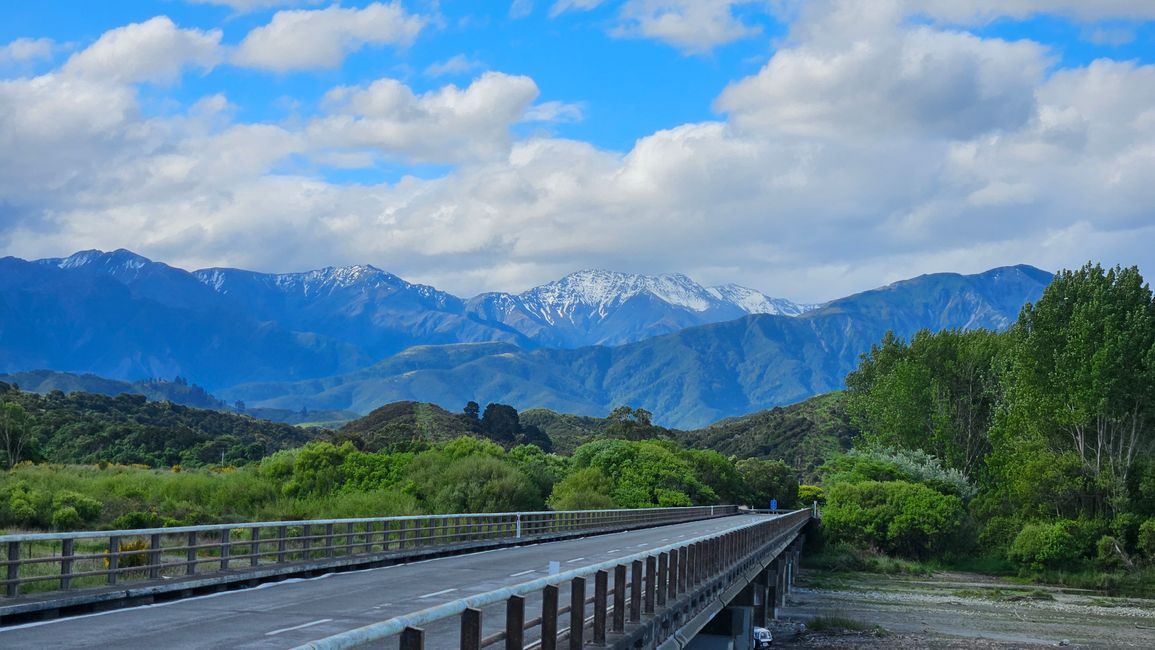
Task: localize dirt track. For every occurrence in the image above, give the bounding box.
[771,570,1155,648]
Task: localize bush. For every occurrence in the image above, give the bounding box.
[798,484,825,506]
[1009,521,1082,571]
[1138,519,1155,560]
[1096,535,1130,570]
[51,506,82,531]
[822,479,967,559]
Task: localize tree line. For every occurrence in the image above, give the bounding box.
[824,263,1155,583]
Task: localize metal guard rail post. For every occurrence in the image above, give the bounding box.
[295,509,811,650]
[0,505,737,602]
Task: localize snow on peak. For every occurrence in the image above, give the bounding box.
[707,284,812,316]
[55,249,152,272]
[526,269,718,314]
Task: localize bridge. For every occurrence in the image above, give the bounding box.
[0,506,811,648]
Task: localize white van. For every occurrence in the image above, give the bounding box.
[753,626,774,648]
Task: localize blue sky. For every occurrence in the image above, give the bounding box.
[2,1,1155,301]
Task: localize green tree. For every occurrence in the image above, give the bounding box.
[1004,263,1155,513]
[735,458,797,508]
[1,401,35,468]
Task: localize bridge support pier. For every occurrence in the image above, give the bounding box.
[685,604,753,650]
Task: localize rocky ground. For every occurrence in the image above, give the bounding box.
[771,570,1155,648]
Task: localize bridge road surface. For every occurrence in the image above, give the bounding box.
[0,514,780,649]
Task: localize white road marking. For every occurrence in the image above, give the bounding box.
[420,588,458,599]
[265,618,333,636]
[636,543,649,547]
[372,602,393,609]
[607,549,621,554]
[510,569,535,577]
[566,557,585,563]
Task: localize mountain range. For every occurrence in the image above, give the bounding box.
[0,249,1052,428]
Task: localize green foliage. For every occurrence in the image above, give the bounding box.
[735,458,797,508]
[1095,535,1131,570]
[548,468,616,510]
[567,439,716,509]
[822,480,967,559]
[846,328,1004,478]
[798,484,825,506]
[823,447,975,500]
[1008,522,1082,571]
[1138,519,1155,559]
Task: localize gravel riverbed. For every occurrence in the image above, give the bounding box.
[772,570,1155,649]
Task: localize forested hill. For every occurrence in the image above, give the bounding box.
[0,370,227,410]
[0,383,312,467]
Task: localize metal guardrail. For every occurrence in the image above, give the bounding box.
[297,509,811,650]
[0,506,737,600]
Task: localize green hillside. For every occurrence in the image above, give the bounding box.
[675,392,857,481]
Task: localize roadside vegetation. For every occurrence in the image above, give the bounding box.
[818,262,1155,596]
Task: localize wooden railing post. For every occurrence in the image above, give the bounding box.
[644,555,656,614]
[593,569,608,646]
[570,576,586,650]
[220,529,231,571]
[186,531,198,575]
[461,607,482,650]
[542,584,559,650]
[60,538,74,591]
[250,527,261,567]
[6,541,19,597]
[657,552,668,607]
[667,548,679,600]
[505,594,525,650]
[612,564,626,633]
[107,536,120,585]
[629,560,642,623]
[277,525,288,563]
[149,533,162,579]
[400,626,424,650]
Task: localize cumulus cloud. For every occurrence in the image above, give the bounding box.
[308,72,540,164]
[0,38,56,65]
[523,100,585,123]
[3,0,1155,303]
[234,2,426,71]
[613,1,764,53]
[61,16,222,83]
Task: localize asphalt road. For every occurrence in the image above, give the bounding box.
[0,515,773,649]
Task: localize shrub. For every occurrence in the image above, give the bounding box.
[1138,519,1155,560]
[1096,535,1131,570]
[1009,521,1082,571]
[51,506,82,531]
[798,484,825,506]
[822,479,966,558]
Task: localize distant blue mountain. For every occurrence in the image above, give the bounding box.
[0,250,1050,425]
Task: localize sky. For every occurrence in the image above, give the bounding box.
[1,1,1154,303]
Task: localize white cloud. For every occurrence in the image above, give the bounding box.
[612,0,764,54]
[550,0,606,17]
[0,38,56,65]
[308,72,540,163]
[61,16,222,84]
[234,2,426,72]
[424,54,485,78]
[510,0,535,19]
[523,100,585,123]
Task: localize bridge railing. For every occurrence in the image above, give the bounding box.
[0,505,737,600]
[296,509,811,650]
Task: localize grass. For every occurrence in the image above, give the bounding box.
[807,615,888,636]
[803,543,935,576]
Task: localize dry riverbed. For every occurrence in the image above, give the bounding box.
[772,569,1155,648]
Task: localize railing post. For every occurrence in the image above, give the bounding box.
[220,529,231,571]
[149,533,162,579]
[644,555,656,614]
[667,548,678,600]
[678,545,688,593]
[277,525,288,563]
[570,576,586,650]
[505,594,525,650]
[657,552,668,607]
[302,524,312,558]
[60,538,74,591]
[593,569,608,646]
[250,527,261,567]
[542,584,559,650]
[612,564,626,633]
[346,522,355,555]
[629,560,642,622]
[107,536,120,585]
[325,523,335,558]
[399,519,408,550]
[400,626,424,650]
[6,541,19,597]
[515,513,522,539]
[461,607,482,650]
[186,531,198,575]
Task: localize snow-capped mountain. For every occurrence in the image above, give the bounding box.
[464,269,813,347]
